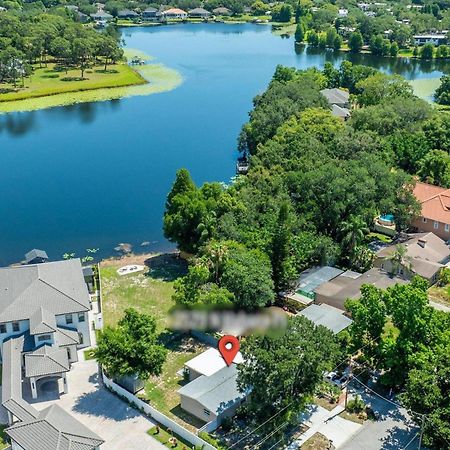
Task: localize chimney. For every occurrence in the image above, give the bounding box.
[418,239,427,248]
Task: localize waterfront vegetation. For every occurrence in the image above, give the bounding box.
[0,9,184,112]
[163,61,450,447]
[0,63,145,103]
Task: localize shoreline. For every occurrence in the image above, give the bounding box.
[0,49,182,114]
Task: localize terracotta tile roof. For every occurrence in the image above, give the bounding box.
[413,182,450,223]
[163,8,187,14]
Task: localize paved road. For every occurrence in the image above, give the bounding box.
[24,358,166,450]
[340,381,419,450]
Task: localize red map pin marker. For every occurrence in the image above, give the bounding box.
[218,335,240,366]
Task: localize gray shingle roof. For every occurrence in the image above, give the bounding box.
[2,335,103,449]
[29,307,57,335]
[24,345,70,378]
[2,336,40,422]
[320,88,350,105]
[6,404,104,450]
[178,364,245,414]
[56,326,80,346]
[0,259,90,323]
[24,249,48,264]
[299,304,353,334]
[189,7,211,14]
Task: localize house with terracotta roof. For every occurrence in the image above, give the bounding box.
[411,181,450,241]
[162,8,188,19]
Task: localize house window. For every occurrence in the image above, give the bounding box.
[37,334,51,342]
[12,322,20,332]
[446,224,449,232]
[65,314,73,325]
[78,313,85,323]
[203,409,210,416]
[422,217,427,223]
[434,221,439,229]
[0,324,6,334]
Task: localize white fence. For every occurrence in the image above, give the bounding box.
[102,373,216,450]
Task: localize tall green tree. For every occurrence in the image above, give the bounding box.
[95,309,167,379]
[339,215,369,256]
[270,202,294,293]
[237,316,340,430]
[221,243,274,309]
[348,31,364,53]
[345,285,387,362]
[418,149,450,187]
[434,74,450,105]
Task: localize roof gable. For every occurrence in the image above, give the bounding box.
[0,259,90,323]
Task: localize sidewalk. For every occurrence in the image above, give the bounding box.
[287,403,362,449]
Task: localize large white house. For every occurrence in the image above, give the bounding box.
[0,258,93,360]
[0,258,103,450]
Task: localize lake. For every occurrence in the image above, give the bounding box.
[0,23,449,265]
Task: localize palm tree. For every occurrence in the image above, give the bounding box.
[202,240,229,283]
[388,244,412,276]
[340,215,370,256]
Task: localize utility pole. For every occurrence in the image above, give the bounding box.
[344,358,353,410]
[418,414,426,450]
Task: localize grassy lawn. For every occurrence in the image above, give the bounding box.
[143,336,207,431]
[301,432,332,449]
[0,62,146,103]
[148,426,202,449]
[314,396,339,412]
[0,425,8,450]
[366,232,393,244]
[428,285,450,308]
[339,409,366,424]
[100,253,185,330]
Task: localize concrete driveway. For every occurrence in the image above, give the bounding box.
[340,381,419,450]
[24,359,166,450]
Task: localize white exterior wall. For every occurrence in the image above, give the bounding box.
[102,373,215,450]
[180,395,218,423]
[55,312,91,348]
[11,441,26,450]
[34,332,54,347]
[0,319,29,360]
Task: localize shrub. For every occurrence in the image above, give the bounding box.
[347,395,365,413]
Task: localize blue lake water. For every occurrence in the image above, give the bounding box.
[0,23,449,265]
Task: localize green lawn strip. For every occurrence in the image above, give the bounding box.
[148,426,202,449]
[366,232,393,243]
[301,432,331,449]
[0,425,8,450]
[143,337,207,430]
[0,63,145,103]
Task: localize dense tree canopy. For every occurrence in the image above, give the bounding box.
[164,62,438,314]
